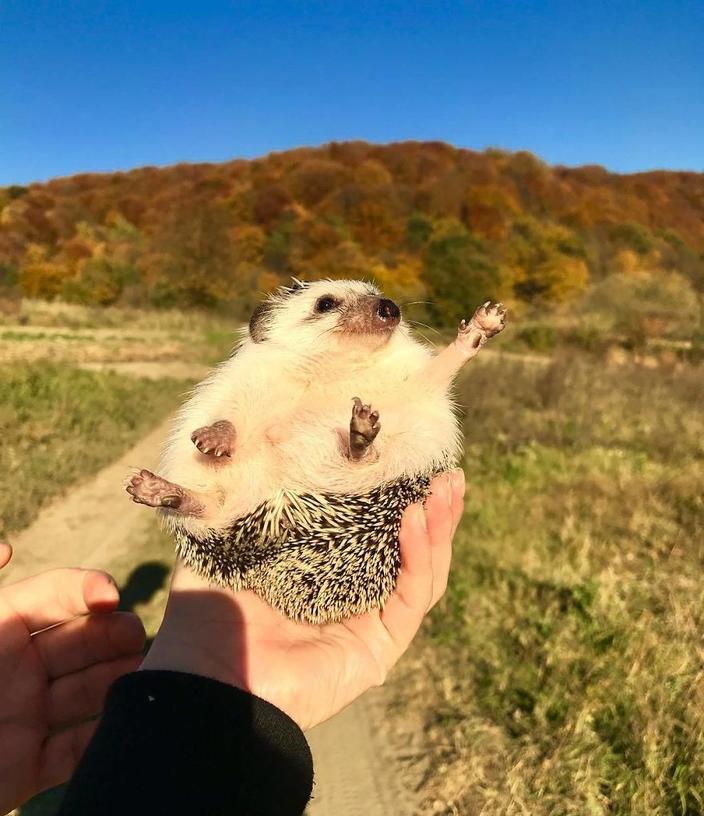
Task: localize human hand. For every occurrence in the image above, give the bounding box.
[0,542,146,815]
[141,470,465,730]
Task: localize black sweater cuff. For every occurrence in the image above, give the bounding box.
[57,670,313,816]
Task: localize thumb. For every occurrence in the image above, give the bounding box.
[0,541,12,571]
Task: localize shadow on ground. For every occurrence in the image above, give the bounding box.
[118,560,170,652]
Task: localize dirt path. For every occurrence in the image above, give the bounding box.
[306,690,419,816]
[3,416,419,816]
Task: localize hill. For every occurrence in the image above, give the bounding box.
[1,141,703,337]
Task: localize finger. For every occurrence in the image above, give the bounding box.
[40,718,98,793]
[427,470,465,609]
[48,653,142,729]
[34,611,146,678]
[450,468,466,536]
[2,568,120,633]
[0,541,12,570]
[378,501,433,661]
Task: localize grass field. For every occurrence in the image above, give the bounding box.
[391,353,704,815]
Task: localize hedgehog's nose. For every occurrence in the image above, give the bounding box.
[377,298,400,322]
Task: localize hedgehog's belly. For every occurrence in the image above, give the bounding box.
[271,395,459,497]
[173,473,438,624]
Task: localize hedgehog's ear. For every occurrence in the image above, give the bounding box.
[249,301,274,343]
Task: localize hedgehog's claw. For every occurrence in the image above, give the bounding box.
[349,397,381,461]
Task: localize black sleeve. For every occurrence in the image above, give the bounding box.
[57,670,314,816]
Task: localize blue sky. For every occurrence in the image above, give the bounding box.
[1,0,702,185]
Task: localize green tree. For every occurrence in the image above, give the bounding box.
[147,200,234,308]
[609,223,654,255]
[262,215,295,273]
[581,270,702,344]
[405,214,433,251]
[422,225,501,325]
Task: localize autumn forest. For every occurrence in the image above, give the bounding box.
[2,141,703,340]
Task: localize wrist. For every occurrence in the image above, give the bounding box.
[139,633,239,687]
[140,570,246,688]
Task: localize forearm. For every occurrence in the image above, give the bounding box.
[57,671,313,816]
[424,302,507,388]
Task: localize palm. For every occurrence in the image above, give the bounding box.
[238,598,395,730]
[143,471,465,730]
[0,550,146,814]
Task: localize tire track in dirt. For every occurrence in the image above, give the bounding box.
[2,412,419,816]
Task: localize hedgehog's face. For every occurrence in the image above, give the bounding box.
[249,279,403,353]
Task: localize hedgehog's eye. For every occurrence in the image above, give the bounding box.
[315,296,340,313]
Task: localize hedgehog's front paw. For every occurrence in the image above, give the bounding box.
[468,301,507,338]
[191,420,235,458]
[456,301,507,353]
[349,397,380,461]
[127,469,183,509]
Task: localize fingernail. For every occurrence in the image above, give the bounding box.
[101,572,120,599]
[451,468,466,497]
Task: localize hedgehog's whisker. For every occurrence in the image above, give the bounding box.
[407,319,442,337]
[411,330,436,346]
[400,299,434,307]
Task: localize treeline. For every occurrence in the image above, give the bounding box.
[1,141,703,335]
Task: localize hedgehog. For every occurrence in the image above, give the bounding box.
[126,279,506,623]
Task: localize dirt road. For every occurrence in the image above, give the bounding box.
[3,416,419,816]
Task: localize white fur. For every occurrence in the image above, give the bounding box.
[159,280,462,536]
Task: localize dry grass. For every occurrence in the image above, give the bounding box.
[7,298,230,333]
[389,352,704,815]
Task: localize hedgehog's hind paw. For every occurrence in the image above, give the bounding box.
[126,469,208,517]
[349,397,381,461]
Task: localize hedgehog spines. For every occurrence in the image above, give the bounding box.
[174,471,443,624]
